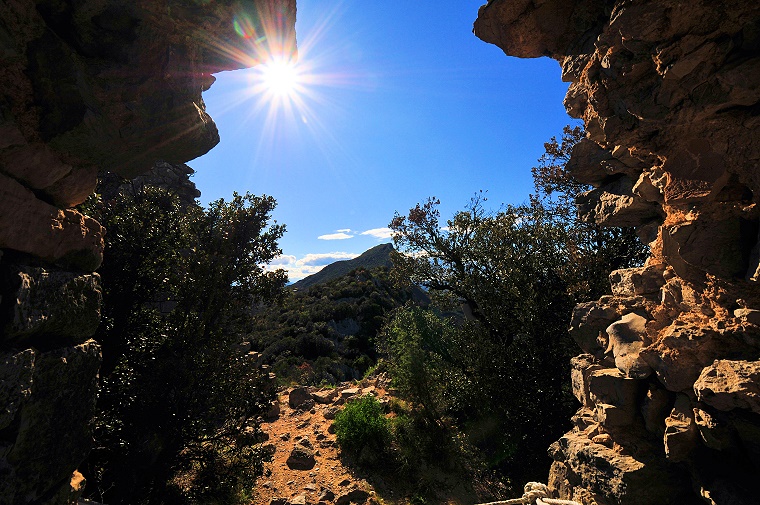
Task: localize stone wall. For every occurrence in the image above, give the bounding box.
[0,1,295,502]
[475,1,760,504]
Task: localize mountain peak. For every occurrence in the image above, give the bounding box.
[292,243,394,290]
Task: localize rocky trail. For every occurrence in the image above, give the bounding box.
[253,377,390,505]
[253,375,480,505]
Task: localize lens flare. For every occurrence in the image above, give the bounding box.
[200,3,371,173]
[259,58,300,98]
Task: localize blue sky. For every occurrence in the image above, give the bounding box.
[191,1,573,281]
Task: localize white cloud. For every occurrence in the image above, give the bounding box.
[318,232,354,240]
[268,254,297,266]
[300,252,358,266]
[360,227,394,239]
[264,251,359,282]
[336,228,352,233]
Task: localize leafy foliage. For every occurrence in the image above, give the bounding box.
[531,125,648,299]
[385,126,648,488]
[383,307,460,424]
[249,266,425,385]
[333,396,391,458]
[82,187,286,505]
[390,194,574,348]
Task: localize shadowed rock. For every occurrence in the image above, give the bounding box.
[287,444,316,470]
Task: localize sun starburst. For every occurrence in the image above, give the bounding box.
[258,57,301,99]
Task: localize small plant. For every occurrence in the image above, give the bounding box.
[333,395,390,458]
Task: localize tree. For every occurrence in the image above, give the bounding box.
[385,125,648,488]
[82,187,287,504]
[390,194,573,348]
[531,124,648,300]
[388,197,577,486]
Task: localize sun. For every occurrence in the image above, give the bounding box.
[258,57,301,99]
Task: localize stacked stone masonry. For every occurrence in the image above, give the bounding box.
[475,1,760,504]
[0,1,295,503]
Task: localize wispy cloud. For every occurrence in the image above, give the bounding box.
[265,251,359,282]
[360,227,394,239]
[300,252,358,266]
[336,228,352,233]
[318,232,354,240]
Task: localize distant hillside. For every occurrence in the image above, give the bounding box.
[292,243,395,289]
[250,263,426,385]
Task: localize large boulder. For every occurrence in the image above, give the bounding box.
[286,444,316,470]
[694,360,760,414]
[289,386,314,409]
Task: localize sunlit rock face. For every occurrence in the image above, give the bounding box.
[475,1,760,503]
[0,1,295,502]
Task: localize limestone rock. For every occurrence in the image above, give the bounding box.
[0,349,35,431]
[313,389,339,404]
[640,384,673,436]
[694,360,760,414]
[596,403,636,427]
[266,400,281,420]
[0,174,105,271]
[663,394,698,462]
[693,407,738,452]
[0,1,297,503]
[605,312,653,378]
[0,341,101,504]
[0,0,296,267]
[319,489,335,502]
[587,367,642,415]
[340,387,360,399]
[476,0,760,502]
[568,302,619,355]
[570,354,603,407]
[290,386,313,409]
[641,326,756,393]
[577,176,661,228]
[609,265,666,298]
[565,138,639,188]
[473,0,607,58]
[99,161,202,210]
[287,444,316,470]
[548,428,693,505]
[291,494,308,505]
[335,488,369,505]
[734,308,760,326]
[664,218,751,279]
[3,266,101,343]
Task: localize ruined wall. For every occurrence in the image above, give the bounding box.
[0,1,295,502]
[475,1,760,504]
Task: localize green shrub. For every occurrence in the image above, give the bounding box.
[333,396,390,457]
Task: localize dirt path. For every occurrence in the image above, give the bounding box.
[251,374,490,505]
[252,379,389,505]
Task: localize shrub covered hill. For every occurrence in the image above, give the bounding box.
[292,243,395,289]
[250,244,428,384]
